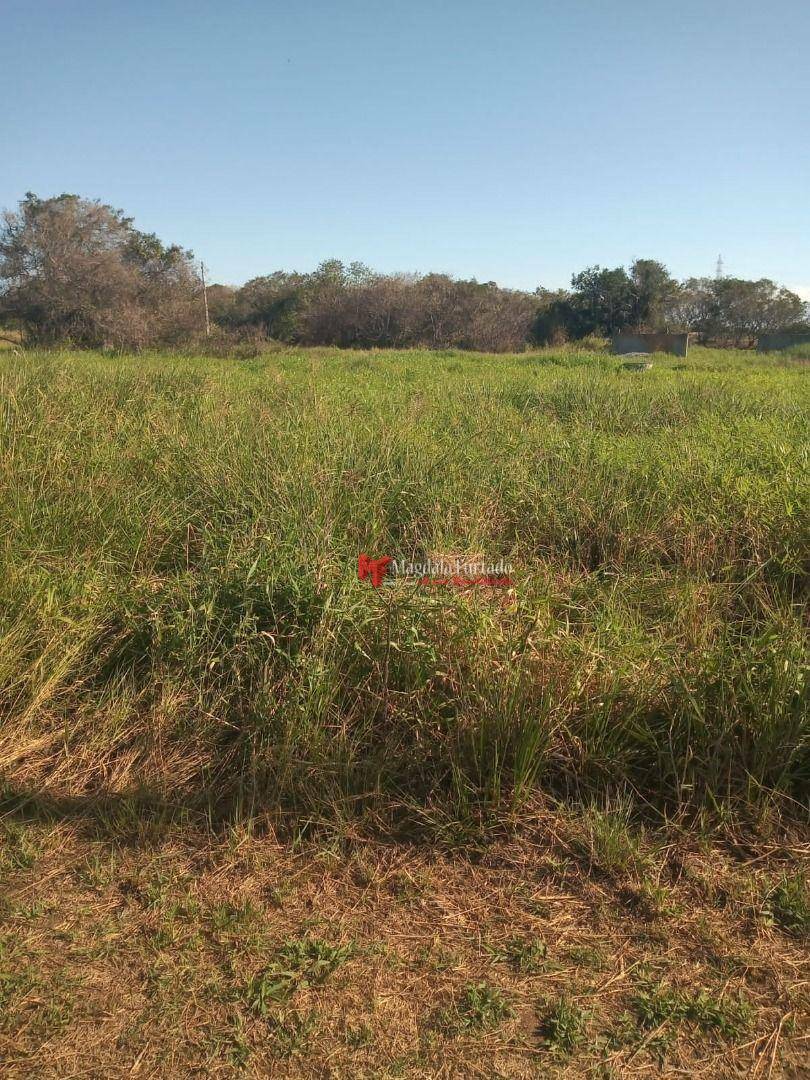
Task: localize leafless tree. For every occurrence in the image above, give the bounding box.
[0,193,201,349]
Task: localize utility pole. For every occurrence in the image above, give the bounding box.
[200,261,211,336]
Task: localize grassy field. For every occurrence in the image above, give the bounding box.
[0,344,807,1076]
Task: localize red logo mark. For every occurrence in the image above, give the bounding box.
[358,553,392,587]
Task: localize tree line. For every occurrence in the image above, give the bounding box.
[1,193,807,351]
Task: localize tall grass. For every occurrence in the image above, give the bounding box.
[0,346,806,832]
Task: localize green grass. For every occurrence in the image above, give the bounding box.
[440,981,513,1033]
[779,341,810,360]
[570,801,648,876]
[245,938,354,1010]
[0,345,806,834]
[538,994,589,1053]
[764,873,810,939]
[630,979,753,1038]
[484,934,548,973]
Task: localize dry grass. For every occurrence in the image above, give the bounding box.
[0,328,22,351]
[0,802,807,1078]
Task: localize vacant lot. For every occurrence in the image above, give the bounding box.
[0,346,807,1076]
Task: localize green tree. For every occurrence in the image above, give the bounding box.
[629,259,679,329]
[569,266,634,335]
[664,277,807,344]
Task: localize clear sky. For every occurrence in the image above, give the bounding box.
[3,0,808,295]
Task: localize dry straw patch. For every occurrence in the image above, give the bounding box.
[0,806,806,1078]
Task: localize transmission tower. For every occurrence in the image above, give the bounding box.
[715,254,724,279]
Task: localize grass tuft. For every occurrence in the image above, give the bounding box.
[246,937,354,1010]
[631,979,753,1038]
[538,994,589,1054]
[439,981,513,1034]
[764,873,810,940]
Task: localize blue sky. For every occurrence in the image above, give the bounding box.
[2,0,808,295]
